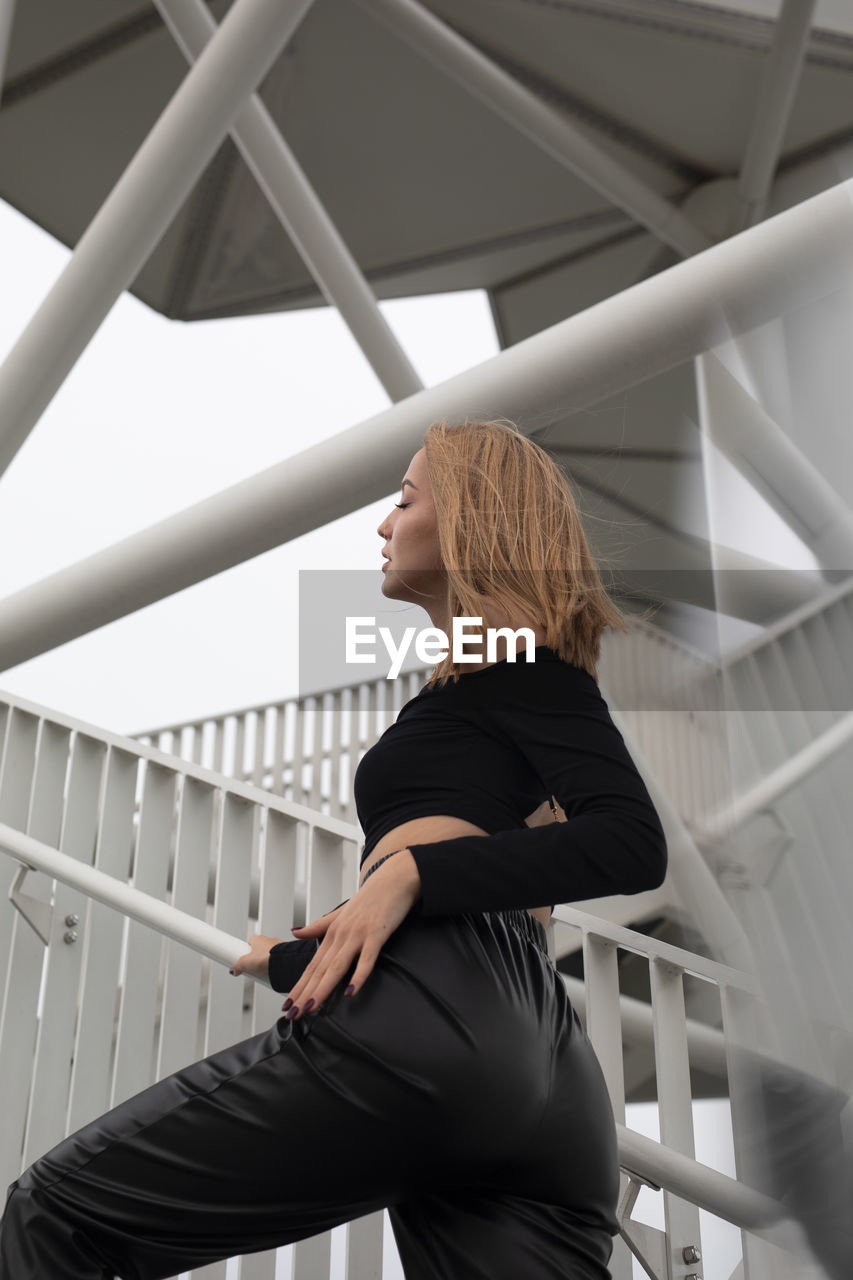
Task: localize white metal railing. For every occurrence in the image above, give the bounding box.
[550,904,805,1280]
[0,688,366,1280]
[0,818,800,1280]
[130,663,432,827]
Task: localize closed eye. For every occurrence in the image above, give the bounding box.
[394,502,411,509]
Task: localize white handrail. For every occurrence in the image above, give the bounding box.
[616,1125,789,1242]
[0,822,264,982]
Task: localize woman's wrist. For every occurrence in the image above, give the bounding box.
[395,847,422,899]
[358,847,422,900]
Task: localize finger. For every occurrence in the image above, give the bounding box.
[292,939,378,1017]
[284,942,358,1019]
[340,939,382,1000]
[285,917,345,1000]
[230,950,253,976]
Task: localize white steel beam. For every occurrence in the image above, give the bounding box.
[356,0,711,258]
[156,0,422,403]
[731,0,818,234]
[0,0,316,480]
[0,174,852,670]
[692,707,853,844]
[696,352,853,570]
[0,0,15,104]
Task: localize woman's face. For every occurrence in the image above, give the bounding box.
[377,448,444,605]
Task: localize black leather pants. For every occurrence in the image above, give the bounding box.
[0,908,620,1279]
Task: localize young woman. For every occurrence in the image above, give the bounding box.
[0,419,667,1279]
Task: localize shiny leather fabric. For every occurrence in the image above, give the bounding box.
[0,908,620,1279]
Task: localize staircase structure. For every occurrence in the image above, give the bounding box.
[1,3,853,1277]
[3,582,852,1278]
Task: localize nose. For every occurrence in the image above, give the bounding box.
[377,509,394,539]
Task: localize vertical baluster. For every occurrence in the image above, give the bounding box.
[272,702,286,794]
[252,707,267,788]
[0,708,40,978]
[67,745,139,1132]
[344,1210,384,1280]
[342,684,362,827]
[23,732,105,1165]
[649,955,703,1280]
[192,789,256,1280]
[293,699,307,806]
[307,826,352,925]
[328,690,344,818]
[110,761,177,1107]
[204,791,254,1056]
[0,711,61,1189]
[252,808,300,1033]
[158,775,217,1078]
[583,930,632,1280]
[309,696,325,811]
[237,1242,278,1277]
[212,716,225,775]
[234,714,247,786]
[0,701,9,769]
[292,1230,332,1280]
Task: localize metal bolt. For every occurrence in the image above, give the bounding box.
[64,913,79,927]
[683,1244,702,1263]
[63,930,78,944]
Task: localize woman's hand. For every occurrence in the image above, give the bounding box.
[230,933,283,980]
[282,849,421,1021]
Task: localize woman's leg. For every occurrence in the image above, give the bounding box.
[389,1185,616,1280]
[387,1026,620,1280]
[387,909,621,1280]
[1,907,619,1280]
[0,1001,413,1280]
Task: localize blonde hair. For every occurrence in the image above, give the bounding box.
[420,418,651,689]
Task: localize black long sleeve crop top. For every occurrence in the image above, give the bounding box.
[352,645,668,917]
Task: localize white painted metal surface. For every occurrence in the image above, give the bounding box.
[2,172,853,669]
[357,0,710,258]
[731,0,818,233]
[156,0,422,405]
[0,689,365,1280]
[0,0,317,479]
[0,0,14,103]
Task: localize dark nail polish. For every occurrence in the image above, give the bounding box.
[284,1005,299,1020]
[303,997,316,1012]
[344,984,355,997]
[282,997,293,1011]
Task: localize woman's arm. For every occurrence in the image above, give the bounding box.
[405,661,667,916]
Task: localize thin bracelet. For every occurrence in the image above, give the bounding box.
[361,848,403,884]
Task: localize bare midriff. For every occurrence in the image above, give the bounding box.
[358,815,553,931]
